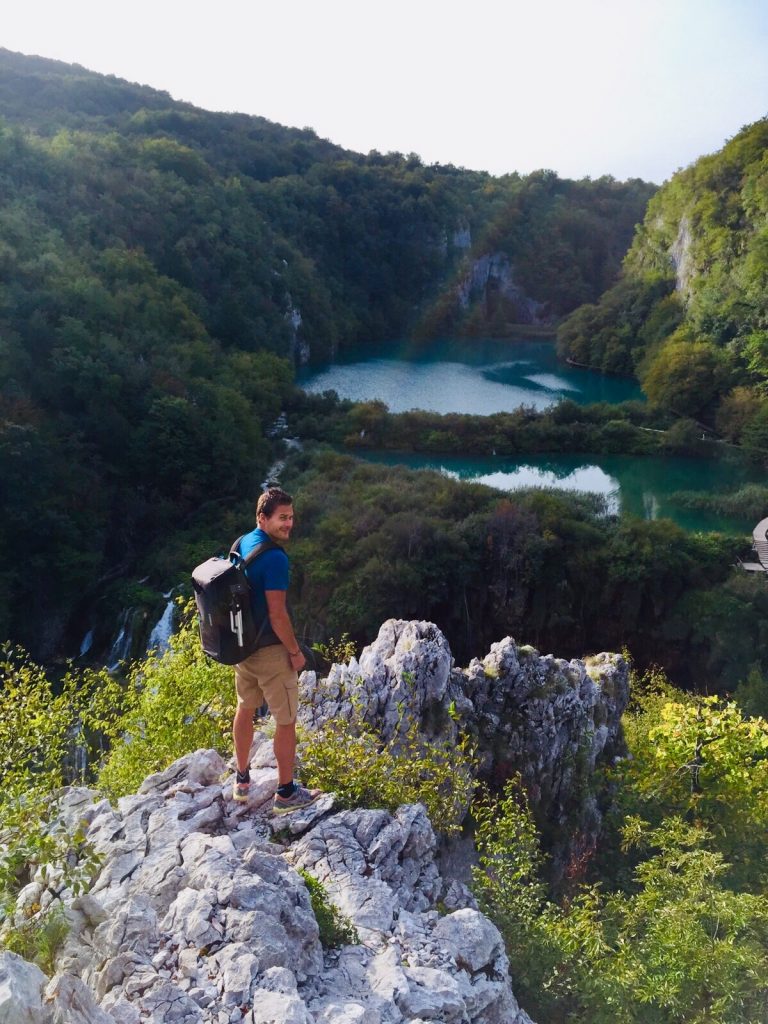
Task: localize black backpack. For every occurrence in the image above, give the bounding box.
[191,536,281,665]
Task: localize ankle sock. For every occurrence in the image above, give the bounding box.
[277,781,296,799]
[236,768,250,784]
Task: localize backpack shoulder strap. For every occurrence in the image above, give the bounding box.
[229,536,284,569]
[243,540,283,567]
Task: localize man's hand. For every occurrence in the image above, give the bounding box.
[288,649,306,671]
[265,590,305,672]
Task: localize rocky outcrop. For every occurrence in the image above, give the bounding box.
[300,620,629,877]
[455,253,547,325]
[286,303,310,365]
[6,620,629,1023]
[8,739,531,1024]
[670,215,694,298]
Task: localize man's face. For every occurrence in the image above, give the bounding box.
[259,503,294,543]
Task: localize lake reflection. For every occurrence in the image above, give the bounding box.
[298,337,760,535]
[298,339,643,413]
[359,450,759,535]
[449,463,621,514]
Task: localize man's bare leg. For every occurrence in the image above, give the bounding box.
[233,703,255,774]
[273,722,297,786]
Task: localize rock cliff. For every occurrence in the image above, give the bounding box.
[300,620,628,878]
[455,253,547,326]
[2,621,629,1024]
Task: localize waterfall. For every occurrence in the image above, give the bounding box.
[147,596,176,656]
[79,628,94,657]
[642,491,660,520]
[262,415,303,488]
[107,608,134,672]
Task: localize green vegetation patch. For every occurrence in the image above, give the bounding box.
[299,870,359,949]
[472,673,768,1024]
[300,711,477,836]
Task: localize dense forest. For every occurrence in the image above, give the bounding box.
[277,450,767,698]
[1,48,767,701]
[3,48,768,1024]
[0,48,653,661]
[557,117,768,458]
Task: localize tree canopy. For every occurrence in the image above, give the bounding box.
[558,117,768,453]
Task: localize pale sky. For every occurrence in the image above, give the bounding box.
[4,0,768,184]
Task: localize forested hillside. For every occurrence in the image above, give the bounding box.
[0,49,653,661]
[4,51,768,1024]
[558,117,768,456]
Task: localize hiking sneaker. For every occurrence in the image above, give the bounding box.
[272,784,322,815]
[232,779,250,803]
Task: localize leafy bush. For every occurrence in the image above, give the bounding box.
[614,674,768,890]
[299,870,359,949]
[473,778,768,1024]
[310,633,357,672]
[2,906,70,975]
[0,648,101,961]
[86,599,234,799]
[735,664,768,720]
[300,705,477,835]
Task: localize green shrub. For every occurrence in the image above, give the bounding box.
[0,648,101,959]
[311,633,357,671]
[614,674,768,891]
[2,905,70,975]
[472,779,768,1024]
[300,711,477,834]
[299,870,359,949]
[87,599,234,799]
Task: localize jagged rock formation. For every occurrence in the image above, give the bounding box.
[301,620,629,878]
[669,215,694,298]
[4,744,530,1024]
[4,620,629,1023]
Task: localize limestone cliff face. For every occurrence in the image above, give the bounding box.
[301,619,629,878]
[622,117,768,332]
[669,215,694,298]
[455,252,547,326]
[286,303,310,365]
[3,620,630,1024]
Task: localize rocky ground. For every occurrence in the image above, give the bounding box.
[1,619,629,1023]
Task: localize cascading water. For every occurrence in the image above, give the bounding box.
[107,608,135,672]
[262,413,303,489]
[147,593,176,656]
[79,628,94,657]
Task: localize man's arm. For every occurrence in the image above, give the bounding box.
[265,590,306,670]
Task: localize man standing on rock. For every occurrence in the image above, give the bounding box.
[232,486,321,814]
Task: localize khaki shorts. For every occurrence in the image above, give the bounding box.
[234,644,298,725]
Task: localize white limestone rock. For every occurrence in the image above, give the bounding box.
[313,1000,380,1024]
[433,909,506,974]
[366,946,410,1005]
[287,804,440,939]
[5,621,635,1024]
[0,951,50,1024]
[248,990,313,1024]
[45,971,117,1023]
[400,966,464,1021]
[133,980,205,1022]
[300,619,628,880]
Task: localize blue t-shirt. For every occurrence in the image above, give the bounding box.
[237,528,289,646]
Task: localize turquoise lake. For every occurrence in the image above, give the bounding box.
[297,338,760,534]
[359,450,760,535]
[297,338,643,413]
